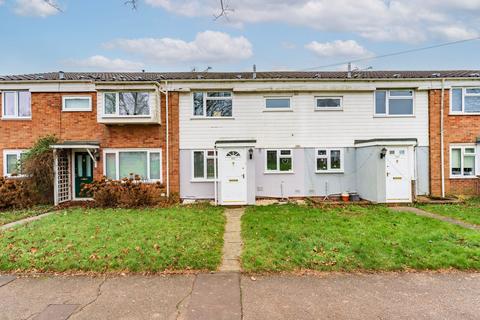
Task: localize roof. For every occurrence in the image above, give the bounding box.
[1,70,480,82]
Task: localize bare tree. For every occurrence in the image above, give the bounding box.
[214,0,234,20]
[43,0,63,12]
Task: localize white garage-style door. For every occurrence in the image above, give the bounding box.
[218,148,248,205]
[385,147,413,202]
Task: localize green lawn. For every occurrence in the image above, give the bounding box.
[0,206,225,272]
[0,206,53,226]
[419,198,480,225]
[242,204,480,272]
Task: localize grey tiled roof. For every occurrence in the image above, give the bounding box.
[1,70,480,82]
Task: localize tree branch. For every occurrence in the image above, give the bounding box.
[214,0,234,20]
[43,0,63,12]
[124,0,138,10]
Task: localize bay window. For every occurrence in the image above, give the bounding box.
[104,149,161,181]
[192,150,217,180]
[2,91,31,119]
[266,149,293,173]
[316,149,344,173]
[103,92,150,117]
[193,92,233,117]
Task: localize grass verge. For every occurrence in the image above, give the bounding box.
[419,198,480,225]
[0,205,53,226]
[0,205,225,273]
[242,204,480,272]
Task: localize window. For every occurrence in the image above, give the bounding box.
[103,149,161,181]
[451,88,480,114]
[2,91,31,119]
[193,92,232,117]
[3,150,26,177]
[192,150,217,180]
[265,97,291,110]
[450,146,476,178]
[265,149,293,173]
[316,149,344,173]
[375,90,414,116]
[62,96,92,112]
[103,92,150,117]
[315,97,342,110]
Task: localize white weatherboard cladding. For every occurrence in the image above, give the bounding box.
[179,90,429,149]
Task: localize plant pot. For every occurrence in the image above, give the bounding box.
[341,193,350,202]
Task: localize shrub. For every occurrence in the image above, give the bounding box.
[82,177,178,208]
[0,177,36,210]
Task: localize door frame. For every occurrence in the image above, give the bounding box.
[384,145,415,203]
[71,149,94,201]
[217,147,248,206]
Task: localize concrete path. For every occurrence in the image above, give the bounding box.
[219,208,244,272]
[391,207,480,231]
[1,272,479,320]
[0,211,57,231]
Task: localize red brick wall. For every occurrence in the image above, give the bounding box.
[429,89,480,196]
[0,91,180,193]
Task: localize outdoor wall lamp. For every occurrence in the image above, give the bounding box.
[380,148,387,159]
[248,148,254,160]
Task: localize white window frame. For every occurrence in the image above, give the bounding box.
[449,145,477,179]
[102,149,162,182]
[62,96,92,112]
[102,92,151,118]
[314,96,343,111]
[264,149,293,174]
[315,148,345,173]
[192,91,234,118]
[1,91,31,120]
[374,90,415,117]
[264,96,292,112]
[450,87,480,115]
[3,149,27,178]
[191,150,217,181]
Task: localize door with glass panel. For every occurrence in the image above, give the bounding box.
[74,152,94,198]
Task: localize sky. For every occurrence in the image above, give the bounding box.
[0,0,480,74]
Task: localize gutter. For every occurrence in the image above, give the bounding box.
[440,79,446,198]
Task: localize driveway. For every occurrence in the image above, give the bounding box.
[0,272,479,320]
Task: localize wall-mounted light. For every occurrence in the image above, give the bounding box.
[380,147,387,159]
[248,148,254,160]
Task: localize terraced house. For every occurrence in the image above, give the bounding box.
[1,71,479,205]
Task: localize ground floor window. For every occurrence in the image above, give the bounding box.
[316,148,344,173]
[450,145,476,178]
[192,150,217,180]
[3,150,26,177]
[265,149,293,173]
[103,149,162,181]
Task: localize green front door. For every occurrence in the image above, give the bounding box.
[74,152,94,198]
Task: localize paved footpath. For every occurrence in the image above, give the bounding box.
[1,272,479,320]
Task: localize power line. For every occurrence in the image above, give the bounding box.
[301,36,480,71]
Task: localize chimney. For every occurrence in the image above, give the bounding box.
[253,64,257,80]
[58,71,65,80]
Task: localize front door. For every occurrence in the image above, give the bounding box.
[218,148,247,205]
[74,152,94,198]
[385,147,412,202]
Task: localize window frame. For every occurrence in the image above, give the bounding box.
[264,96,292,112]
[264,149,293,174]
[314,96,343,111]
[374,89,415,117]
[191,150,217,181]
[1,90,32,120]
[102,149,162,182]
[62,96,92,112]
[3,149,27,178]
[191,91,234,118]
[449,145,477,179]
[102,92,151,118]
[315,148,345,173]
[450,87,480,115]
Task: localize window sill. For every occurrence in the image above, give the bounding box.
[263,171,294,175]
[262,109,293,113]
[190,117,235,120]
[449,112,480,116]
[373,115,415,118]
[102,115,152,118]
[1,117,32,121]
[315,171,344,174]
[315,108,343,112]
[62,109,93,112]
[449,176,478,180]
[191,179,216,183]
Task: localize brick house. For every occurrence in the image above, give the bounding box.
[1,71,479,205]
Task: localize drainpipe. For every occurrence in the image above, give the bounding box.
[214,146,218,205]
[440,79,446,198]
[155,81,170,197]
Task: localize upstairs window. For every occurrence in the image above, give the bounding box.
[192,150,217,180]
[3,150,26,177]
[2,91,31,119]
[62,96,92,112]
[103,92,150,117]
[451,88,480,114]
[315,97,343,111]
[265,97,291,110]
[316,149,344,173]
[193,92,232,117]
[375,90,414,116]
[450,146,476,178]
[266,149,293,173]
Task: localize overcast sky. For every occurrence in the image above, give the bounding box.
[1,0,479,74]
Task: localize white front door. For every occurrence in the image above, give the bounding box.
[218,148,247,205]
[385,147,412,202]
